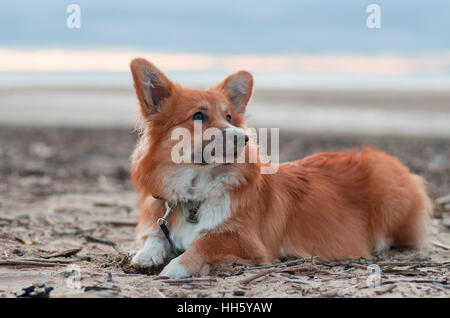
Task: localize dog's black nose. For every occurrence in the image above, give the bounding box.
[245,135,249,144]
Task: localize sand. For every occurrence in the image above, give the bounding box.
[0,127,448,298]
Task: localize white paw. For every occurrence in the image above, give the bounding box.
[159,257,189,278]
[131,237,168,268]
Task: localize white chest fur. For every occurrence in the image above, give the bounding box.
[171,194,230,251]
[164,166,238,251]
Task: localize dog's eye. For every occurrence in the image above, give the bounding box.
[226,114,231,122]
[192,112,204,121]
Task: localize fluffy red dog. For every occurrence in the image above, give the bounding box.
[129,58,433,278]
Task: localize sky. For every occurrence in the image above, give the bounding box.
[0,0,449,83]
[1,0,449,54]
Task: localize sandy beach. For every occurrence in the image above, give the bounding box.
[0,126,448,298]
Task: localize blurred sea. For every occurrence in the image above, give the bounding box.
[0,71,449,137]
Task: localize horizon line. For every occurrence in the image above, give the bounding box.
[1,48,450,76]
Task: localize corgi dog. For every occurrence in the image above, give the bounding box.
[129,58,433,278]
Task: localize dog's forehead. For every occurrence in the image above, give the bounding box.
[181,89,228,111]
[202,90,228,108]
[204,102,229,118]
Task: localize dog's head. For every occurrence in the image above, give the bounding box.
[130,58,253,166]
[130,58,255,197]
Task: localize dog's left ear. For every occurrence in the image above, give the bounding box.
[130,58,173,116]
[215,71,253,112]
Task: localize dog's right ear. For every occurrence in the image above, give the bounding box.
[130,58,173,116]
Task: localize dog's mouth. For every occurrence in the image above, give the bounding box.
[194,150,244,166]
[186,133,249,166]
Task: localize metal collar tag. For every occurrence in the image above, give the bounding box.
[156,201,180,256]
[157,201,173,226]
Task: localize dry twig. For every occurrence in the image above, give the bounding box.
[0,260,63,267]
[435,194,450,206]
[240,263,321,285]
[105,220,137,227]
[41,248,82,259]
[431,241,450,250]
[85,235,121,253]
[161,278,217,285]
[375,285,397,295]
[382,268,426,276]
[248,258,307,270]
[3,257,88,265]
[239,269,276,285]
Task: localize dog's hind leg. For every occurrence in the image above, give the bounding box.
[393,174,433,249]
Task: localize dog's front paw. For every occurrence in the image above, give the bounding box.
[159,257,189,279]
[131,238,167,268]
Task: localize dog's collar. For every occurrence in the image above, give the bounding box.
[153,197,180,256]
[152,194,166,201]
[152,195,201,256]
[153,195,200,223]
